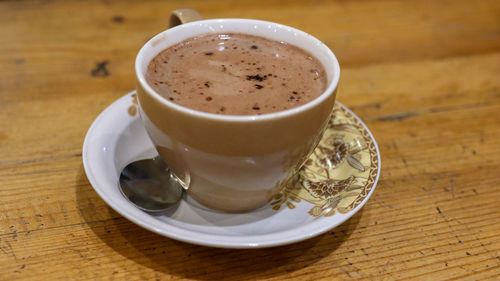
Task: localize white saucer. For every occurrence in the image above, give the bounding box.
[83,91,381,248]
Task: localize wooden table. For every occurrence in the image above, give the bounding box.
[1,0,499,279]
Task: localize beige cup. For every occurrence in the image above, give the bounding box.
[135,9,340,212]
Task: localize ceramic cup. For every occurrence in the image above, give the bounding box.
[135,9,340,212]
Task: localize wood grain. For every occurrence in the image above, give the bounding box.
[1,0,499,280]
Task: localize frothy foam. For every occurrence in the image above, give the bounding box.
[146,33,327,115]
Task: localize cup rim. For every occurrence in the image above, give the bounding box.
[135,18,340,122]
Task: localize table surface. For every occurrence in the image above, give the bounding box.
[1,0,499,280]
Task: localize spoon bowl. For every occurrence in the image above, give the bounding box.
[119,156,185,212]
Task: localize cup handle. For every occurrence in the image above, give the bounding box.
[169,8,203,28]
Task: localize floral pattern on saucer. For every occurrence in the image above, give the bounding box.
[271,104,379,217]
[128,93,139,116]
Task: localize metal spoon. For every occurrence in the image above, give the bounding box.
[119,156,185,212]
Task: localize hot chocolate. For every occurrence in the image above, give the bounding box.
[146,33,327,115]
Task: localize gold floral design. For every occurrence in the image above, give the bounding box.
[128,93,138,116]
[271,104,379,217]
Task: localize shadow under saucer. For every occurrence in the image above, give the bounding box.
[75,167,363,279]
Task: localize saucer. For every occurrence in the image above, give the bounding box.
[82,91,381,248]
